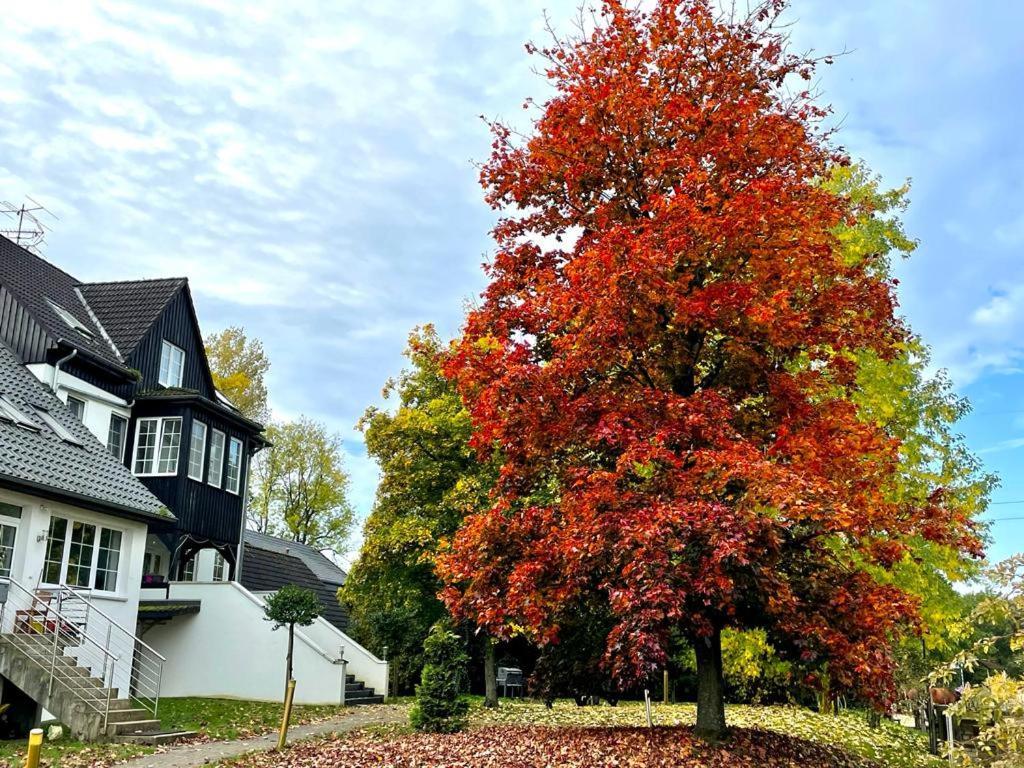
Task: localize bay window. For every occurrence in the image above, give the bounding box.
[42,515,124,593]
[133,417,182,476]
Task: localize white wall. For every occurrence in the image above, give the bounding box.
[0,486,149,695]
[26,364,132,455]
[143,581,388,704]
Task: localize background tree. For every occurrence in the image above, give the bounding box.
[439,0,981,741]
[205,326,271,423]
[340,327,496,694]
[410,621,470,733]
[264,584,322,684]
[253,418,355,555]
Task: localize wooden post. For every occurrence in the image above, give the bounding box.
[24,728,43,768]
[663,670,669,705]
[277,679,297,751]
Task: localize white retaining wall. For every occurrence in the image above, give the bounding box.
[142,581,388,704]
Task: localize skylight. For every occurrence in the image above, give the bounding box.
[0,396,40,431]
[45,298,95,340]
[32,406,83,446]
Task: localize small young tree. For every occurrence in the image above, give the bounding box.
[264,585,322,684]
[410,622,469,733]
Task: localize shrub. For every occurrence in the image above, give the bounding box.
[410,622,469,733]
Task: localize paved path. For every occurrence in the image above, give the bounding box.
[119,705,407,767]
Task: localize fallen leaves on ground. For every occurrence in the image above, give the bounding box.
[221,725,880,767]
[470,701,941,768]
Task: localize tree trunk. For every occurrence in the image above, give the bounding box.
[484,635,498,708]
[694,628,727,741]
[286,624,295,686]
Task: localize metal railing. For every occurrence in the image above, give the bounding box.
[0,577,165,730]
[56,584,165,717]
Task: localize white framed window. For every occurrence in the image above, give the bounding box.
[188,421,207,481]
[0,502,21,579]
[107,413,128,459]
[65,395,86,421]
[208,429,226,487]
[42,515,124,593]
[226,437,242,494]
[182,557,195,582]
[132,417,183,476]
[142,552,163,576]
[212,552,229,582]
[158,340,185,388]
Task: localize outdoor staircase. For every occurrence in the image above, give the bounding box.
[345,674,384,705]
[0,578,194,744]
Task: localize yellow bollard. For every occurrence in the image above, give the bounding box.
[277,679,297,751]
[24,728,43,768]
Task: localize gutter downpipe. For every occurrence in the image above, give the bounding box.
[50,346,77,393]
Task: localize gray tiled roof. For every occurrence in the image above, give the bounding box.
[0,342,171,521]
[240,544,349,632]
[78,278,186,355]
[244,529,347,585]
[0,236,125,367]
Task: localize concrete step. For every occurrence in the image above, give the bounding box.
[346,692,384,705]
[112,730,197,746]
[346,682,365,692]
[107,719,162,737]
[104,708,153,724]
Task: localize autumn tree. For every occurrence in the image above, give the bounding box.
[341,327,496,694]
[253,418,355,555]
[205,326,271,423]
[438,0,981,740]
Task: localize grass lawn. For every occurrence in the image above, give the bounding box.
[219,699,943,768]
[0,737,150,767]
[157,696,350,740]
[0,697,353,767]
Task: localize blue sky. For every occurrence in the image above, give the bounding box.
[1,1,1021,563]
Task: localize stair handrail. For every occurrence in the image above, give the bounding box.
[0,578,118,664]
[57,585,166,661]
[56,583,165,718]
[0,577,120,728]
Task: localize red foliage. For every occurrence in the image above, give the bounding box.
[438,0,980,709]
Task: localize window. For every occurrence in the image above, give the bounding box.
[95,529,121,591]
[65,520,96,588]
[132,417,183,476]
[212,552,228,582]
[158,341,185,388]
[42,515,124,592]
[181,558,195,582]
[46,298,94,339]
[208,429,225,487]
[65,395,86,421]
[142,552,162,576]
[225,437,242,494]
[0,396,39,430]
[33,406,83,446]
[188,421,208,481]
[0,503,21,580]
[107,414,128,459]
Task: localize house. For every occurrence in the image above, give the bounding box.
[240,530,349,632]
[0,339,175,739]
[0,233,387,720]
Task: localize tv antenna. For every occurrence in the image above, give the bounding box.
[0,197,58,253]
